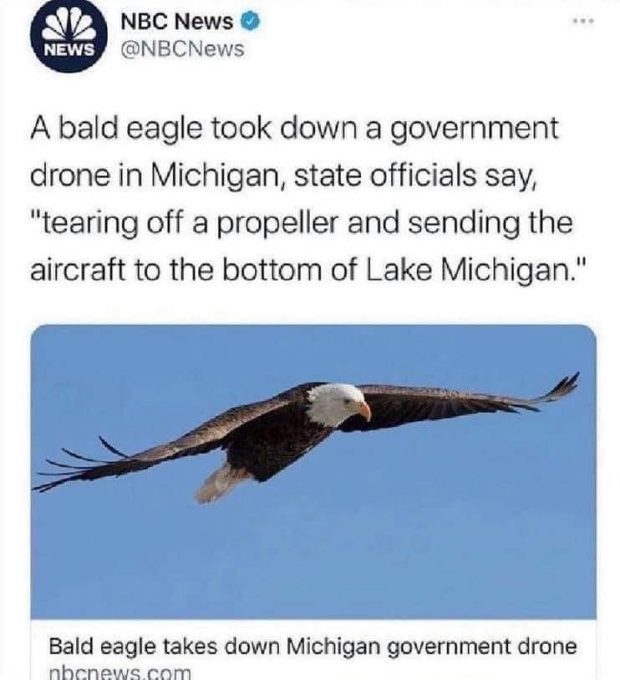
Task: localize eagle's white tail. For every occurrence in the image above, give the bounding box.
[195,463,251,504]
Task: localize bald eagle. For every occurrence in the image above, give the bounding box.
[34,373,578,502]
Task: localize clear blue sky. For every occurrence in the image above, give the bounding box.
[31,325,595,619]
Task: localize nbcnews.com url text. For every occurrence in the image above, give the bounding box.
[49,665,191,680]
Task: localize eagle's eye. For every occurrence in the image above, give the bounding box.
[343,398,352,404]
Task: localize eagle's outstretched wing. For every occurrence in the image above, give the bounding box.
[33,382,321,492]
[338,373,579,432]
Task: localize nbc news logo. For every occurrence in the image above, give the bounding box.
[31,0,108,73]
[42,6,97,57]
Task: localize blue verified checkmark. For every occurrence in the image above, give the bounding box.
[240,11,260,31]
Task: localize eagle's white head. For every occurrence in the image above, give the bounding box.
[306,383,372,428]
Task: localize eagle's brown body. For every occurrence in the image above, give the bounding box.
[225,400,331,482]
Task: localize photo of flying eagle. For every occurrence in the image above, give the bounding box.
[33,373,579,503]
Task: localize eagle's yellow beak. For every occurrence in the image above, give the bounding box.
[358,401,372,422]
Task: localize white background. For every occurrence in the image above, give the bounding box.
[1,1,618,678]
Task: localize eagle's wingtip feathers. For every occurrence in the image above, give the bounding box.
[98,435,130,458]
[549,372,579,400]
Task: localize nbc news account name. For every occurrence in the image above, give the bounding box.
[120,12,234,31]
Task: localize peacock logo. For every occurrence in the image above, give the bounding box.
[42,7,97,44]
[31,0,107,73]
